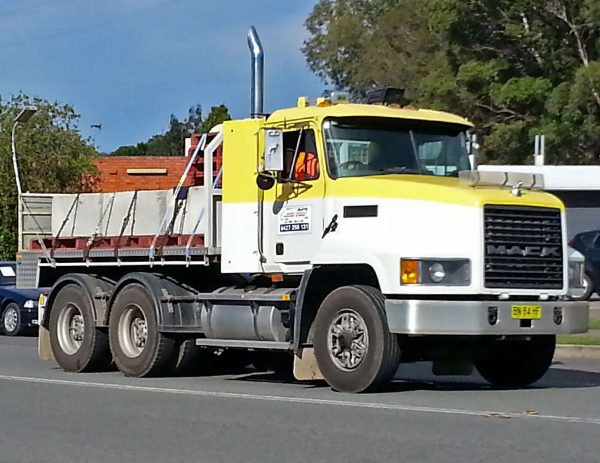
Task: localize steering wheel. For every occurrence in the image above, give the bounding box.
[338,160,366,170]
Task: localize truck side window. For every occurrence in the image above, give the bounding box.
[280,129,319,182]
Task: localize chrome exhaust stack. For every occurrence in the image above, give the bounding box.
[247,26,264,118]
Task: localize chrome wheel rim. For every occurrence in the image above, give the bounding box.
[57,304,84,355]
[118,305,147,358]
[327,309,369,370]
[3,307,18,333]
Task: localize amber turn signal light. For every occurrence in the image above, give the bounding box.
[401,260,420,284]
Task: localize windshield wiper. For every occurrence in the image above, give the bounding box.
[375,167,427,175]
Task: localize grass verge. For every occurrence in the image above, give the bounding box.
[588,319,600,330]
[557,335,600,346]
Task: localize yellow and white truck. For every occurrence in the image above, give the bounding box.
[17,28,588,392]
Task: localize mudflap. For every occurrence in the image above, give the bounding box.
[38,325,54,361]
[293,347,324,381]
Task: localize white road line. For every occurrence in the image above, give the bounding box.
[0,373,598,426]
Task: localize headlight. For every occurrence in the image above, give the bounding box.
[24,300,36,309]
[428,263,446,283]
[401,259,470,286]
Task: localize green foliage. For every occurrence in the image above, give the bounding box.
[303,0,600,164]
[456,60,506,92]
[0,94,97,259]
[489,77,552,107]
[109,104,231,156]
[111,143,148,157]
[303,0,439,97]
[200,104,231,133]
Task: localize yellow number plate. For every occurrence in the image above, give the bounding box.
[511,305,542,320]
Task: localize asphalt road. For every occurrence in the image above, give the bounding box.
[0,337,599,463]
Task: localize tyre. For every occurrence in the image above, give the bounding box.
[579,274,594,301]
[172,338,204,375]
[475,335,556,388]
[109,283,176,377]
[313,285,400,393]
[2,303,23,336]
[49,284,112,372]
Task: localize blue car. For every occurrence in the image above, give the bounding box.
[0,262,44,336]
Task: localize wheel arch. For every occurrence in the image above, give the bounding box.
[106,272,200,331]
[293,264,380,353]
[1,298,17,313]
[44,274,115,329]
[106,273,166,327]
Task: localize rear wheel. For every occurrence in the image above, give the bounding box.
[475,335,556,388]
[109,284,176,377]
[2,303,22,336]
[313,285,400,393]
[49,284,111,372]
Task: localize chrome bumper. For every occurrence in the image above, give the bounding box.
[384,299,589,335]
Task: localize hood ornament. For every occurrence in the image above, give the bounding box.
[511,181,523,197]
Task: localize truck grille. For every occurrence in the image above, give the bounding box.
[484,205,563,289]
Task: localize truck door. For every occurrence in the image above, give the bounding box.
[261,127,325,267]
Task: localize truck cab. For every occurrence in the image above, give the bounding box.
[222,100,580,299]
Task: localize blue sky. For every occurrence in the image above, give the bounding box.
[0,0,324,153]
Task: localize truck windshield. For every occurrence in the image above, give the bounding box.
[323,117,471,179]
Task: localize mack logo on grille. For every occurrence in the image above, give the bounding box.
[486,244,561,257]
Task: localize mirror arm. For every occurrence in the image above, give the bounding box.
[285,128,304,183]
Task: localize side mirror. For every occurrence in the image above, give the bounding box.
[264,129,283,171]
[256,172,275,190]
[467,132,478,170]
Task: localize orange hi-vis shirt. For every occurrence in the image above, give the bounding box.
[294,152,319,181]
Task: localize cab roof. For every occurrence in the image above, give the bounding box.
[267,103,473,128]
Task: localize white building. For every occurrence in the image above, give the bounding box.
[478,165,600,239]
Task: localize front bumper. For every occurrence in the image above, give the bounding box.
[21,308,39,327]
[384,299,589,335]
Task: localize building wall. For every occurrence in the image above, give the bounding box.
[93,156,202,192]
[92,133,222,193]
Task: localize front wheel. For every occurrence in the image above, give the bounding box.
[475,335,556,388]
[313,285,400,393]
[2,303,23,336]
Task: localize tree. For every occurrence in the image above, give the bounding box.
[428,0,600,163]
[111,143,148,157]
[109,103,231,156]
[0,95,97,259]
[200,104,231,133]
[303,0,439,97]
[303,0,600,164]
